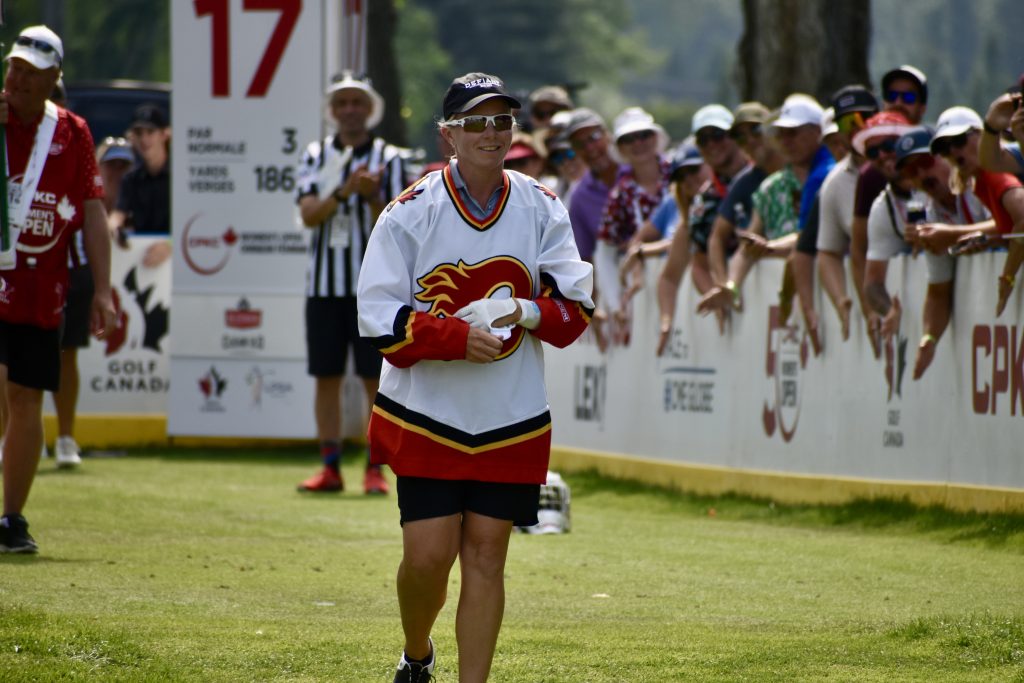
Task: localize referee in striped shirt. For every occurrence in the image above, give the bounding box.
[294,72,410,495]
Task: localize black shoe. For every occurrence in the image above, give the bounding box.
[393,638,434,682]
[0,514,39,554]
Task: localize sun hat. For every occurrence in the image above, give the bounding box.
[326,71,385,129]
[851,111,913,155]
[612,107,668,149]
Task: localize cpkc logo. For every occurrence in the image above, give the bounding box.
[181,213,239,276]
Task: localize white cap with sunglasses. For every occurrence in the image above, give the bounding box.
[6,25,63,71]
[929,106,982,155]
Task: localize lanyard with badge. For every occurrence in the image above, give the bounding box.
[0,100,58,270]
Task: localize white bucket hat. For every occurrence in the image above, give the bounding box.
[326,71,385,130]
[612,107,669,152]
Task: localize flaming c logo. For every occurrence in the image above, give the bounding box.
[415,257,533,360]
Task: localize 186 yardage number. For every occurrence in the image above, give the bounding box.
[194,0,301,98]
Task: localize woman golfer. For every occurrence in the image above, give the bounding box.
[357,72,594,682]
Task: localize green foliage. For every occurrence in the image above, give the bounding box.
[394,0,453,155]
[0,0,169,82]
[1,451,1022,681]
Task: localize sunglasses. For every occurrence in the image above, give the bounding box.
[864,137,898,159]
[931,132,970,157]
[884,90,919,105]
[532,107,559,120]
[696,128,728,147]
[618,129,655,145]
[550,148,576,165]
[442,113,515,133]
[836,112,865,134]
[570,129,604,151]
[729,124,762,143]
[671,165,702,180]
[16,35,61,63]
[898,153,935,177]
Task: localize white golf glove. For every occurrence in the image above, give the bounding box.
[455,297,541,333]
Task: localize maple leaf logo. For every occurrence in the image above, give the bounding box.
[222,227,238,246]
[56,195,76,222]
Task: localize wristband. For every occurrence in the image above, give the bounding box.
[920,333,937,347]
[724,280,741,305]
[999,273,1015,289]
[982,121,1000,136]
[515,298,541,330]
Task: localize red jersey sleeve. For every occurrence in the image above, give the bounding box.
[527,273,593,349]
[367,305,470,368]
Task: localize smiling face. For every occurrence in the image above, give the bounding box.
[329,87,373,138]
[441,98,514,174]
[944,130,980,176]
[616,128,659,166]
[4,57,59,120]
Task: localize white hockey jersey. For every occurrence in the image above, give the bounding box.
[357,162,594,484]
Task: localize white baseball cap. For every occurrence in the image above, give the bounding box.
[6,25,63,71]
[691,104,734,133]
[820,107,839,138]
[929,106,983,153]
[772,94,824,129]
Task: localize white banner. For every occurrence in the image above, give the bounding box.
[545,251,1024,491]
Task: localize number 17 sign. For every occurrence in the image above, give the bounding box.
[171,0,324,294]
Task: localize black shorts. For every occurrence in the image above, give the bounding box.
[61,266,94,349]
[397,476,541,527]
[305,297,383,379]
[0,320,62,391]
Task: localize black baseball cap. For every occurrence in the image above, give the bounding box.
[131,103,169,130]
[830,85,879,118]
[442,72,522,120]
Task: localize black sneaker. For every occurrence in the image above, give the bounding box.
[0,514,38,554]
[393,637,434,682]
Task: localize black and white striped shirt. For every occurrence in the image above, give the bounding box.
[295,135,409,298]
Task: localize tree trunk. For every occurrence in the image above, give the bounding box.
[736,0,871,107]
[366,0,407,147]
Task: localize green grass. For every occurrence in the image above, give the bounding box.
[1,448,1022,682]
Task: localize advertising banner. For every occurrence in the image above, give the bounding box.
[168,0,330,437]
[545,251,1024,491]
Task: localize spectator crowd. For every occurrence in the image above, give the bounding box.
[457,68,1024,380]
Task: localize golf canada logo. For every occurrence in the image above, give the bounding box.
[762,305,809,442]
[198,366,228,412]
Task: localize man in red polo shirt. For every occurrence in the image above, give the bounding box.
[0,25,116,553]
